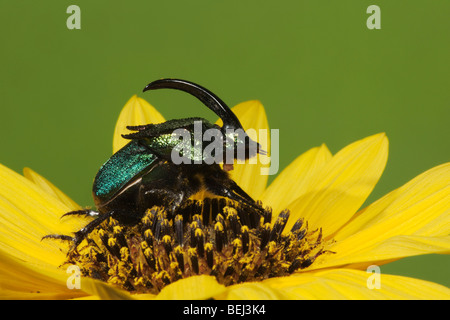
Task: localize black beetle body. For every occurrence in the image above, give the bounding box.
[44,79,265,248]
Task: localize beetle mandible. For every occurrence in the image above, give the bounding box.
[44,79,266,248]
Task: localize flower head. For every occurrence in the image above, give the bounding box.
[0,94,449,299]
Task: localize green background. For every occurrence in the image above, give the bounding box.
[0,1,448,289]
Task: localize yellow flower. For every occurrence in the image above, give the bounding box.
[0,95,449,300]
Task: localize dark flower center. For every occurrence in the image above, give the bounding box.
[64,198,330,294]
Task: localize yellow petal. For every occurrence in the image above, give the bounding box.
[0,164,69,233]
[81,277,135,300]
[311,163,450,269]
[113,95,165,153]
[284,133,388,237]
[0,248,131,300]
[261,144,332,216]
[23,167,81,212]
[215,282,292,300]
[334,162,450,239]
[155,275,226,300]
[0,248,87,300]
[0,197,65,268]
[0,163,85,267]
[264,268,450,299]
[216,100,270,199]
[319,235,450,271]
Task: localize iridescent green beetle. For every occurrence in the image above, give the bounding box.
[44,79,265,247]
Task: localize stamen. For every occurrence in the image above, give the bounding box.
[205,242,214,269]
[174,245,185,272]
[174,215,183,245]
[189,248,199,274]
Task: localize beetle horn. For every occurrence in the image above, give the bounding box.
[143,78,243,132]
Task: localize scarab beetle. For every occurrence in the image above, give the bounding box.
[44,79,265,248]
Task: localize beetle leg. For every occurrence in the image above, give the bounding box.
[60,209,99,219]
[203,175,262,212]
[72,211,114,243]
[168,191,185,214]
[41,234,74,242]
[141,187,187,217]
[138,164,201,217]
[42,211,114,253]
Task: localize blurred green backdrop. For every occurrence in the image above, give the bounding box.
[0,1,448,289]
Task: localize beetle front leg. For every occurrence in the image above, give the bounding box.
[42,211,114,253]
[60,209,99,219]
[203,174,263,212]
